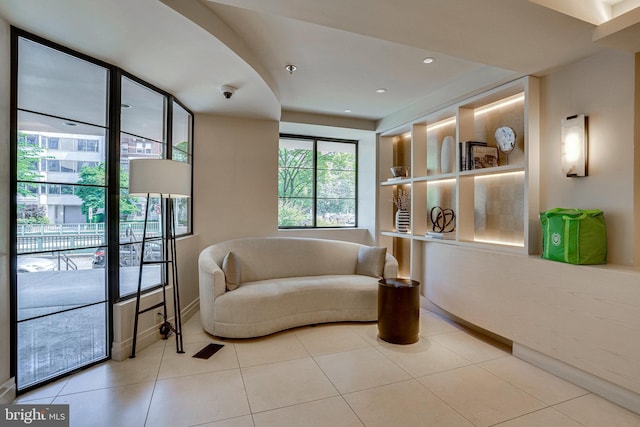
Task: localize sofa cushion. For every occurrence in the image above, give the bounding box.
[222,251,240,291]
[214,275,378,327]
[207,237,363,282]
[356,246,386,278]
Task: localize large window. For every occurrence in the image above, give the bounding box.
[278,134,357,228]
[11,28,193,391]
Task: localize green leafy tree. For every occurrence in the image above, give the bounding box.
[16,132,49,223]
[278,198,312,227]
[316,150,356,225]
[76,163,138,222]
[278,144,356,227]
[172,141,189,163]
[17,204,49,224]
[16,132,44,195]
[278,146,313,226]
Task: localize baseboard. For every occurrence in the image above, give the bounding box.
[514,343,640,415]
[111,297,200,361]
[181,297,199,323]
[111,321,163,361]
[420,296,512,347]
[0,378,16,404]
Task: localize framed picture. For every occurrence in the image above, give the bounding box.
[459,141,486,171]
[471,145,498,169]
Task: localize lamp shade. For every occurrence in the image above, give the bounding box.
[129,159,191,198]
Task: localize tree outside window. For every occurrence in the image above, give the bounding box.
[278,135,357,228]
[75,163,139,222]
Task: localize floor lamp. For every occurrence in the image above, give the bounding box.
[128,158,191,358]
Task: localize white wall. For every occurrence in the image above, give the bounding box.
[0,17,12,402]
[194,115,379,248]
[356,131,378,244]
[194,114,280,249]
[539,48,635,265]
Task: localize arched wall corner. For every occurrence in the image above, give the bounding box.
[160,0,281,121]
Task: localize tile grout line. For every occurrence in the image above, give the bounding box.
[418,360,551,427]
[409,375,477,427]
[334,395,367,427]
[238,331,351,422]
[234,341,259,425]
[142,339,168,427]
[548,394,596,427]
[301,331,366,423]
[474,359,562,410]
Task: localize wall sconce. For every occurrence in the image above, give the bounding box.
[561,114,588,177]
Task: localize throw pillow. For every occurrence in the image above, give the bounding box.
[356,246,386,278]
[222,251,240,291]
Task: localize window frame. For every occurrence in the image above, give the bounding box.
[115,71,194,299]
[10,27,195,392]
[278,133,358,229]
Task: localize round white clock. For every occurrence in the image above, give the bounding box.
[495,126,516,154]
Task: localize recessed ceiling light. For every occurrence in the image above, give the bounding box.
[121,103,132,109]
[423,57,435,64]
[344,109,352,113]
[376,88,387,94]
[285,64,297,74]
[63,122,78,127]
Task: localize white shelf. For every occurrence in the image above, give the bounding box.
[381,231,413,239]
[381,178,411,186]
[457,239,525,253]
[377,76,540,279]
[458,164,524,177]
[414,173,457,182]
[415,235,458,244]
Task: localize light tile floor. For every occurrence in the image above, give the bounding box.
[14,309,640,427]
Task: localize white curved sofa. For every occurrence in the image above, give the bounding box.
[198,237,398,338]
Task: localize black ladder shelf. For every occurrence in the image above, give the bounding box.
[130,197,184,358]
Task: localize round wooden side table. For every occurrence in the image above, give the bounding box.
[377,278,420,344]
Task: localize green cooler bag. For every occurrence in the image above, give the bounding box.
[540,208,607,265]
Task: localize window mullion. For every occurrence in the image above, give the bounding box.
[313,139,318,228]
[107,68,121,312]
[166,96,173,159]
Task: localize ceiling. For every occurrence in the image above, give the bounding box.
[1,0,638,130]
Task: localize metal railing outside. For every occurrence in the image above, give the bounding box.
[17,222,161,253]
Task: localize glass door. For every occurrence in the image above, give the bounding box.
[14,35,110,390]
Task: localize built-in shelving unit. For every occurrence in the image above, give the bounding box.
[377,76,540,279]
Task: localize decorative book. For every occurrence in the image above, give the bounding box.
[425,231,456,240]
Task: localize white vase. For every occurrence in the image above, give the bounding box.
[441,135,455,174]
[395,210,410,233]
